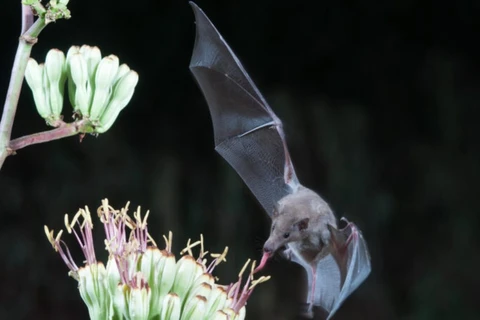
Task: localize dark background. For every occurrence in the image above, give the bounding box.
[1,1,479,319]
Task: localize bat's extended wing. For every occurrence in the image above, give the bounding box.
[189,2,300,215]
[290,221,371,319]
[189,3,371,319]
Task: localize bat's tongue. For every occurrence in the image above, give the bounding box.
[254,251,271,273]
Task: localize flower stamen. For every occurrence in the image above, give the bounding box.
[208,246,228,273]
[162,231,173,252]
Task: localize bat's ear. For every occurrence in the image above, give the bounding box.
[296,218,309,231]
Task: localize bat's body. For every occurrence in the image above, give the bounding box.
[188,2,371,319]
[264,186,336,258]
[261,185,367,318]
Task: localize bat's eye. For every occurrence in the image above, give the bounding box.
[283,232,290,239]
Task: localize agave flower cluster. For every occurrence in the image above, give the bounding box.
[44,199,269,320]
[25,45,138,133]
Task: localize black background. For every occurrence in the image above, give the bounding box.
[1,1,479,319]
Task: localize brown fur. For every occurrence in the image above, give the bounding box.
[263,186,337,262]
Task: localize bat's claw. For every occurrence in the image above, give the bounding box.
[330,218,360,256]
[344,221,359,248]
[339,217,355,231]
[340,216,351,224]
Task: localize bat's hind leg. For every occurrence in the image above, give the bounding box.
[299,265,316,318]
[300,306,315,319]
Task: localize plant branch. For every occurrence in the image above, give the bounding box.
[0,6,47,169]
[21,4,34,34]
[9,120,89,152]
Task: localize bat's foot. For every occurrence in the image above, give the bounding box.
[299,303,314,319]
[299,310,314,319]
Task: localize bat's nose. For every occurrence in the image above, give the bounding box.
[263,246,273,254]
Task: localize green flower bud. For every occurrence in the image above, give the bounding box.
[25,58,49,119]
[171,255,199,301]
[192,273,215,292]
[44,49,66,118]
[212,311,228,320]
[66,46,80,110]
[159,252,177,298]
[89,55,119,120]
[78,46,102,114]
[113,284,128,319]
[25,50,67,126]
[205,286,228,318]
[66,46,80,57]
[126,275,150,320]
[160,293,181,320]
[78,263,111,320]
[114,64,131,83]
[139,248,176,318]
[187,282,212,306]
[95,70,139,133]
[181,295,207,320]
[67,52,90,116]
[79,45,102,79]
[185,272,214,308]
[105,255,121,297]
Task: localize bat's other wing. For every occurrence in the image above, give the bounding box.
[290,221,371,319]
[189,2,300,215]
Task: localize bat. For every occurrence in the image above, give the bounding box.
[188,2,371,319]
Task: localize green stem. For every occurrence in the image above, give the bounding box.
[0,7,47,169]
[9,121,88,152]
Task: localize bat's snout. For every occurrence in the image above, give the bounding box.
[263,245,274,255]
[263,238,286,256]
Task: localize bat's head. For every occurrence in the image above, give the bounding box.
[263,213,310,255]
[263,187,336,256]
[254,206,312,274]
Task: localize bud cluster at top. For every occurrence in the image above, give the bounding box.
[25,45,138,133]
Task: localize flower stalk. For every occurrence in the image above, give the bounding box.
[0,1,71,169]
[0,5,47,168]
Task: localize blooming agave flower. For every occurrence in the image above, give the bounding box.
[44,199,270,320]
